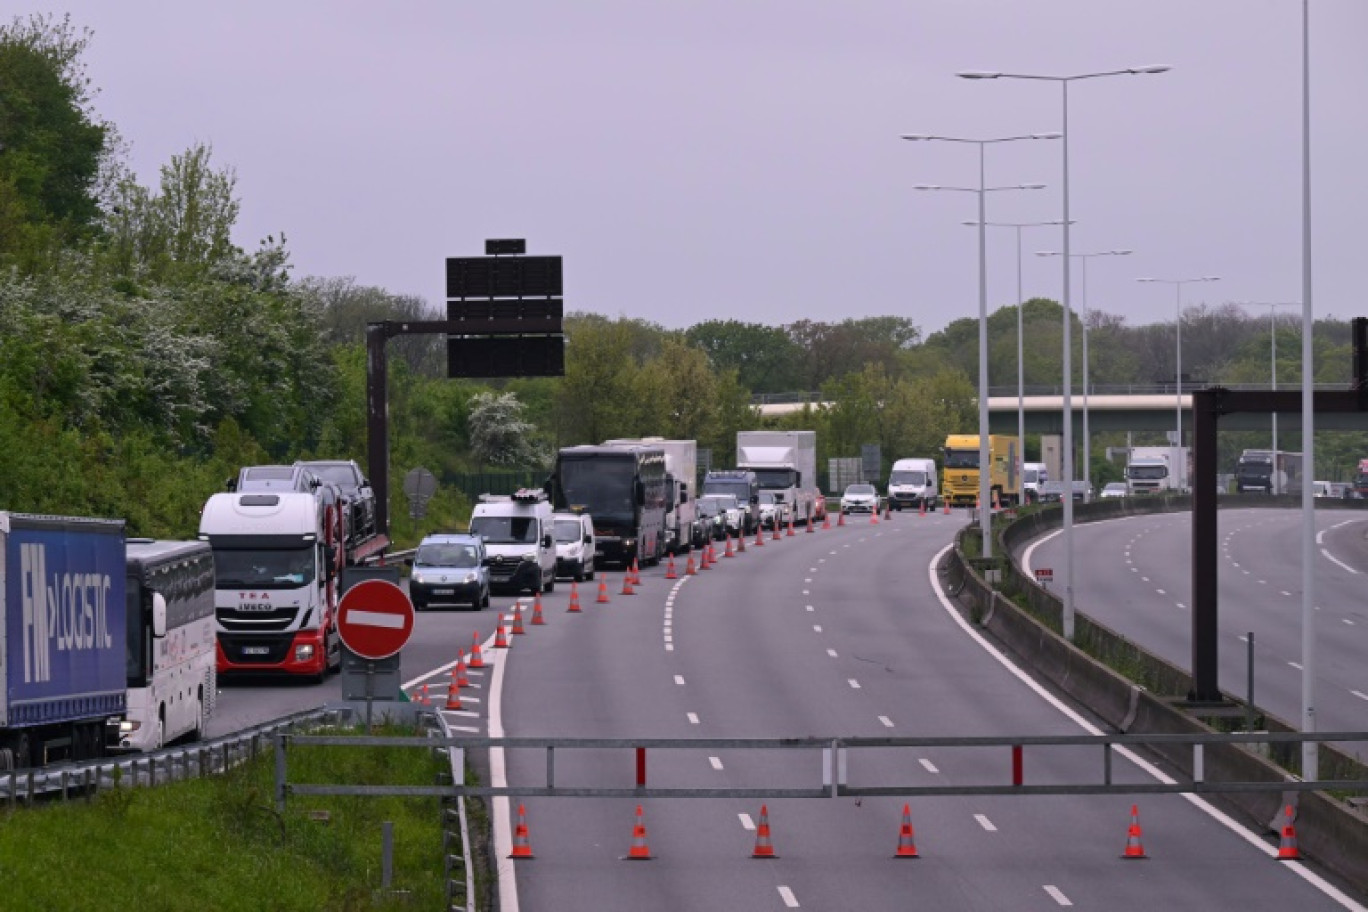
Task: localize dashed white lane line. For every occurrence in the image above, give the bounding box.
[975,814,997,832]
[709,756,724,770]
[1352,691,1368,702]
[826,649,838,658]
[813,625,823,633]
[879,715,894,728]
[1044,885,1073,906]
[778,886,800,908]
[1281,590,1293,597]
[687,712,700,725]
[1156,589,1167,596]
[1289,662,1304,671]
[739,813,755,830]
[848,679,861,689]
[674,675,686,686]
[806,605,815,612]
[919,758,939,774]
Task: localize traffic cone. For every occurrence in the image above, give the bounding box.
[454,653,470,688]
[510,603,527,635]
[772,523,781,542]
[755,526,765,547]
[531,593,546,625]
[943,497,951,515]
[822,512,831,530]
[724,535,735,557]
[698,546,710,571]
[751,804,778,858]
[596,577,611,603]
[621,572,636,595]
[509,804,535,859]
[787,518,796,537]
[1121,804,1148,859]
[870,508,879,524]
[1276,804,1300,860]
[837,511,845,527]
[630,559,641,586]
[624,804,654,860]
[736,531,746,553]
[685,554,696,575]
[894,803,920,858]
[806,513,815,532]
[665,556,677,579]
[444,674,463,710]
[468,632,486,668]
[417,683,431,706]
[568,582,583,612]
[493,619,510,648]
[919,498,927,517]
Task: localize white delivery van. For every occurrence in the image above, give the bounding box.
[1022,462,1049,503]
[469,489,557,594]
[886,458,938,511]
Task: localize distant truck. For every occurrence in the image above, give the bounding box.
[886,457,938,511]
[1,512,127,770]
[942,435,1021,507]
[701,470,761,535]
[604,437,701,554]
[1124,446,1189,495]
[200,488,389,682]
[736,430,824,524]
[1235,449,1302,495]
[1022,462,1049,503]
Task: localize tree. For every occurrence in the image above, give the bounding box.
[684,319,801,392]
[468,391,546,469]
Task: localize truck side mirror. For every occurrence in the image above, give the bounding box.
[151,592,167,639]
[542,534,553,549]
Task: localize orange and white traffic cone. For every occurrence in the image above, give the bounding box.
[772,523,781,542]
[531,593,546,626]
[685,554,696,575]
[837,511,845,527]
[755,526,765,547]
[468,632,486,669]
[751,804,778,858]
[621,572,636,595]
[665,556,677,579]
[509,804,535,859]
[454,653,470,688]
[444,673,463,710]
[630,559,641,586]
[493,619,510,649]
[568,582,583,612]
[417,683,431,705]
[596,577,611,604]
[870,507,879,525]
[1276,804,1300,860]
[943,497,951,515]
[894,803,920,858]
[787,518,796,537]
[919,498,927,517]
[724,535,735,558]
[1121,804,1148,859]
[822,512,831,530]
[624,804,654,860]
[510,603,527,635]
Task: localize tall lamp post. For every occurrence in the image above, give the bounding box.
[963,219,1072,471]
[959,65,1170,639]
[1037,249,1132,491]
[1232,301,1301,491]
[903,132,1057,561]
[1136,276,1220,449]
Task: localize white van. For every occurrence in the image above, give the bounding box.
[887,458,938,511]
[552,511,596,581]
[1023,462,1049,503]
[469,489,557,594]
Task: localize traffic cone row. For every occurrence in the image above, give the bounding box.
[444,670,463,710]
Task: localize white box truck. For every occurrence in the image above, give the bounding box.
[604,437,701,554]
[1124,446,1189,495]
[736,430,824,524]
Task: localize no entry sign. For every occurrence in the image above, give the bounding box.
[337,579,415,660]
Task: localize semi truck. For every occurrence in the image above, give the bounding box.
[604,437,702,554]
[199,488,388,682]
[1235,449,1302,494]
[1124,446,1190,495]
[942,435,1021,507]
[0,512,127,770]
[736,430,824,524]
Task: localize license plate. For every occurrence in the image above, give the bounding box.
[433,589,454,595]
[242,646,271,656]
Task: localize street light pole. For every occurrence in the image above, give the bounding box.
[1036,249,1132,492]
[1232,301,1300,490]
[964,219,1072,474]
[960,64,1170,639]
[904,132,1056,561]
[1136,276,1220,449]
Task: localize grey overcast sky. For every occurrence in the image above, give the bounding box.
[32,1,1368,335]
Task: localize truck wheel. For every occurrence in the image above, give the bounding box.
[543,573,555,593]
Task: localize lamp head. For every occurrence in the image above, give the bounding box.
[957,71,1002,80]
[1130,65,1172,75]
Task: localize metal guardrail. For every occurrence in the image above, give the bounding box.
[273,731,1368,804]
[748,383,1355,405]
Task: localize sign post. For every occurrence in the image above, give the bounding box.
[337,579,415,730]
[1034,567,1054,588]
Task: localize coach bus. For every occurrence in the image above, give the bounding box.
[547,445,668,568]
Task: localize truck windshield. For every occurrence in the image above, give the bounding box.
[1023,468,1040,484]
[554,520,583,543]
[752,468,797,489]
[212,548,314,588]
[703,479,751,500]
[889,471,927,485]
[556,459,636,520]
[1129,465,1169,480]
[415,543,481,568]
[944,449,979,469]
[470,516,540,544]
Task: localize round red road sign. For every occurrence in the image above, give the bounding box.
[336,579,415,660]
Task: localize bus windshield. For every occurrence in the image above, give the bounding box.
[556,458,636,520]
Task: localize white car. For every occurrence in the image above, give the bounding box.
[697,494,744,540]
[757,491,790,530]
[840,483,879,515]
[1099,482,1129,499]
[552,511,596,581]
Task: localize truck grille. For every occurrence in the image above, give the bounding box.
[217,605,300,632]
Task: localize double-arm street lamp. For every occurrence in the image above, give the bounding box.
[963,219,1072,470]
[959,65,1169,639]
[904,132,1058,560]
[1037,249,1133,490]
[1135,276,1220,449]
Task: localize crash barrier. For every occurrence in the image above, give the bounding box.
[0,706,345,807]
[956,494,1368,893]
[272,731,1367,805]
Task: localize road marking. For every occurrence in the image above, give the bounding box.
[975,814,997,831]
[777,886,800,908]
[826,648,838,658]
[806,605,815,612]
[1289,662,1303,671]
[809,567,818,572]
[813,625,823,633]
[1351,691,1368,702]
[919,758,939,774]
[879,715,894,728]
[739,813,755,830]
[804,578,813,583]
[1258,580,1268,585]
[1281,590,1293,597]
[345,609,406,629]
[848,679,861,689]
[1345,619,1356,626]
[1321,548,1359,574]
[1043,885,1073,906]
[443,709,481,719]
[1140,576,1150,583]
[1176,602,1186,610]
[687,712,700,724]
[710,756,724,770]
[1156,589,1166,596]
[802,589,811,595]
[674,675,686,686]
[447,724,481,733]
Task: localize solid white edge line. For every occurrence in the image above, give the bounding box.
[489,631,517,912]
[929,542,1368,911]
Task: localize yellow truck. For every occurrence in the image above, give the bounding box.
[942,435,1022,507]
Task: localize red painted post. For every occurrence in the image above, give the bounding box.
[1012,744,1023,786]
[636,747,646,787]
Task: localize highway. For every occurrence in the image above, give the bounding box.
[1025,508,1368,752]
[201,510,1367,909]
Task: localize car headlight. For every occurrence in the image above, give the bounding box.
[521,552,538,562]
[463,572,478,584]
[412,572,426,585]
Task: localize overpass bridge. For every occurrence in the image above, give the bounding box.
[753,384,1367,433]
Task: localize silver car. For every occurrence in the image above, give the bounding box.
[840,483,879,515]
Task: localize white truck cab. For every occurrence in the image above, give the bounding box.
[886,458,938,511]
[469,489,557,594]
[1022,462,1049,503]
